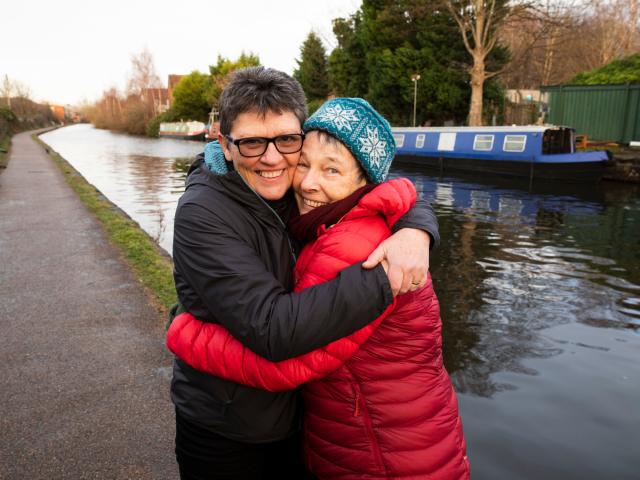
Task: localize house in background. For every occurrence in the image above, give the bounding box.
[49,105,66,123]
[504,89,546,126]
[168,75,184,107]
[505,89,544,104]
[50,104,82,123]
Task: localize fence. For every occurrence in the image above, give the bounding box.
[504,101,540,126]
[541,84,640,143]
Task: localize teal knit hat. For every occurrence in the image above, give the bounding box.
[303,97,396,184]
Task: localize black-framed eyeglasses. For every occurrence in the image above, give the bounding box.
[224,133,305,157]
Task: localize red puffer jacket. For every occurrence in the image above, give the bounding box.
[167,179,469,479]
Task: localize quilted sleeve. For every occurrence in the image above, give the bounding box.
[166,302,394,392]
[166,178,414,392]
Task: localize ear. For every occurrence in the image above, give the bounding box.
[218,132,232,161]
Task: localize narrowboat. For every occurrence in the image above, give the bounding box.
[159,121,206,141]
[392,126,610,181]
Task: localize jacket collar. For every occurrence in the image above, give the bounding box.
[186,154,294,226]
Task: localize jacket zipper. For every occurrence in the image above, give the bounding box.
[237,174,297,263]
[353,390,360,417]
[351,382,386,473]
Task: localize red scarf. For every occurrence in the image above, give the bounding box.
[288,184,376,243]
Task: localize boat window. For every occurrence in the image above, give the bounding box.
[542,128,573,154]
[503,135,526,152]
[415,134,426,148]
[438,133,456,151]
[473,135,494,151]
[393,133,405,148]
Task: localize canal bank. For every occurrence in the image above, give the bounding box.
[0,133,11,170]
[606,149,640,182]
[0,130,178,479]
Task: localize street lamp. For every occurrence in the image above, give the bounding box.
[411,73,421,127]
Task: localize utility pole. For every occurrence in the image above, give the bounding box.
[411,74,420,127]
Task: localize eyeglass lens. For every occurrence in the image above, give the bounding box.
[237,135,303,156]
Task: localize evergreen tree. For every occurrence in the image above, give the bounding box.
[328,16,369,98]
[327,0,507,125]
[294,32,329,101]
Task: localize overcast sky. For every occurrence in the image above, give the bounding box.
[1,0,361,106]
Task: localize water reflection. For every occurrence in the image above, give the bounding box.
[389,165,640,478]
[40,124,202,253]
[390,166,640,394]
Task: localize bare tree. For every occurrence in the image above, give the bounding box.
[445,0,512,125]
[622,0,639,55]
[13,80,32,100]
[1,74,13,108]
[126,48,163,118]
[13,80,34,117]
[500,0,640,89]
[127,48,162,95]
[583,0,640,67]
[499,1,582,88]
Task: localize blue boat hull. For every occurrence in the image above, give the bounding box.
[394,154,607,182]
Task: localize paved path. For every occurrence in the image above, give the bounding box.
[0,131,178,479]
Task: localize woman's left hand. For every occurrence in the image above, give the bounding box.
[362,228,430,296]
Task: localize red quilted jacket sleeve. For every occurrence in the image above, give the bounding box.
[166,179,416,392]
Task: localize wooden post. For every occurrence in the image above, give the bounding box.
[529,161,535,191]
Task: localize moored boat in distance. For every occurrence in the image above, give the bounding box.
[205,109,220,141]
[159,121,206,141]
[392,126,610,181]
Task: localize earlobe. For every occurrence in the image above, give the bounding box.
[217,133,232,161]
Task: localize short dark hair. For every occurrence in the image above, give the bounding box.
[218,67,308,135]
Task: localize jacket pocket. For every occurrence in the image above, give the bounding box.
[351,382,386,474]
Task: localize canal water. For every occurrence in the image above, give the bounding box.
[41,124,640,479]
[42,124,203,253]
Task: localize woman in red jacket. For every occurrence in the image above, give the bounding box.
[168,98,469,479]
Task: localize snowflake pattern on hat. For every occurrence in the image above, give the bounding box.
[359,126,387,168]
[304,97,396,183]
[317,104,359,132]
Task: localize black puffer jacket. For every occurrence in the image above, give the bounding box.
[171,156,438,443]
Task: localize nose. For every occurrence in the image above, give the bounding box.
[300,168,319,193]
[260,141,284,166]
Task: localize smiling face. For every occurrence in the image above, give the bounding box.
[293,130,367,215]
[219,109,302,201]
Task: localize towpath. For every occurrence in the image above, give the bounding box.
[0,131,178,479]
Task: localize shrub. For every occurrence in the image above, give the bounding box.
[0,106,17,123]
[571,54,640,85]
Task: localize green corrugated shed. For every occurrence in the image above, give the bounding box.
[541,84,640,143]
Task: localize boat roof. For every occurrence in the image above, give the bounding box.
[392,125,566,133]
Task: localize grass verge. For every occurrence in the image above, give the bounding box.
[0,134,11,170]
[33,133,176,316]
